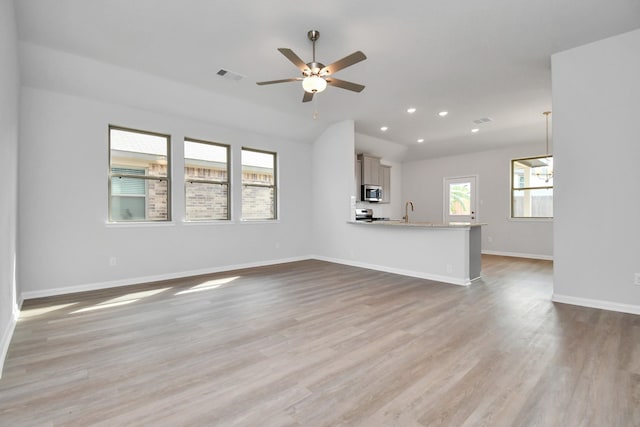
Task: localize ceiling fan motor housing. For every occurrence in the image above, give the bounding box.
[305,62,326,77]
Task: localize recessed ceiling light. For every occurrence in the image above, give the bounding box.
[407,107,417,114]
[471,128,480,133]
[438,111,448,117]
[417,138,424,143]
[380,126,389,132]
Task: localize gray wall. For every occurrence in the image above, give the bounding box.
[0,0,20,373]
[552,29,640,312]
[18,86,313,297]
[401,144,554,259]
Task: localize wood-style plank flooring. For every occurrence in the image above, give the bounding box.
[1,256,639,426]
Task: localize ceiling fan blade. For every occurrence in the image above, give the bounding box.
[321,51,367,75]
[278,48,309,72]
[256,78,302,86]
[302,91,314,103]
[325,77,365,93]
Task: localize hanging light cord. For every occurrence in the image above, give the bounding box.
[543,111,551,155]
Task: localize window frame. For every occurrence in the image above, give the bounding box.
[510,155,553,219]
[183,137,231,222]
[108,125,172,223]
[241,147,278,221]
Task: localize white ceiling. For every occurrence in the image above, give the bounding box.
[14,0,640,160]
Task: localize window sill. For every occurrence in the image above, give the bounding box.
[182,220,235,226]
[239,219,280,224]
[509,217,553,223]
[105,221,176,228]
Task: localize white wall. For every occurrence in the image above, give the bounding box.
[0,0,20,375]
[18,87,313,296]
[311,120,357,257]
[552,29,640,313]
[19,42,325,145]
[402,144,554,259]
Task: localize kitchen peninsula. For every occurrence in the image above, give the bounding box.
[347,220,484,286]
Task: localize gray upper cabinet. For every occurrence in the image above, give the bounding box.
[355,158,362,201]
[380,165,391,203]
[357,153,381,185]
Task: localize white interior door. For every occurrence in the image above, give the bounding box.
[444,176,477,223]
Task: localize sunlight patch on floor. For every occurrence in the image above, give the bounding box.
[70,288,171,313]
[175,276,240,295]
[19,303,79,319]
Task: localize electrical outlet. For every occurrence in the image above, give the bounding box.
[109,257,117,267]
[487,236,494,243]
[634,273,640,286]
[446,264,453,274]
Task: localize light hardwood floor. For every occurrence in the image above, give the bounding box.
[1,256,638,426]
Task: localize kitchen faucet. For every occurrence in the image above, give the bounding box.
[403,201,414,223]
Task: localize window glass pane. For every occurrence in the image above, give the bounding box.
[185,182,229,220]
[449,182,471,215]
[110,195,146,221]
[242,186,275,220]
[512,188,553,218]
[184,141,228,180]
[242,150,274,185]
[145,178,168,220]
[110,128,168,177]
[184,140,230,220]
[242,148,276,220]
[109,176,168,221]
[111,168,145,195]
[513,156,553,188]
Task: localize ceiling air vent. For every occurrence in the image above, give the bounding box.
[216,69,244,81]
[473,117,493,124]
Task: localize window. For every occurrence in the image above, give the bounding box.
[511,155,553,218]
[241,148,277,220]
[109,126,171,222]
[184,138,230,221]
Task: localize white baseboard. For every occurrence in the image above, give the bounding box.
[482,250,553,261]
[0,310,18,379]
[552,293,640,315]
[311,255,471,286]
[21,254,472,304]
[21,256,311,300]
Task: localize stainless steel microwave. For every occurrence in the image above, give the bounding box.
[362,184,383,202]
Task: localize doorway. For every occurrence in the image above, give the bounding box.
[444,175,477,223]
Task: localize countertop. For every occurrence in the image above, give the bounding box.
[348,220,486,229]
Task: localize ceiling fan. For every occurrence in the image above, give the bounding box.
[256,30,367,103]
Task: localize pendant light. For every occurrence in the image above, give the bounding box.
[535,111,553,183]
[543,111,551,155]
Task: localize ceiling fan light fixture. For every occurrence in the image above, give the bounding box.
[302,75,327,93]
